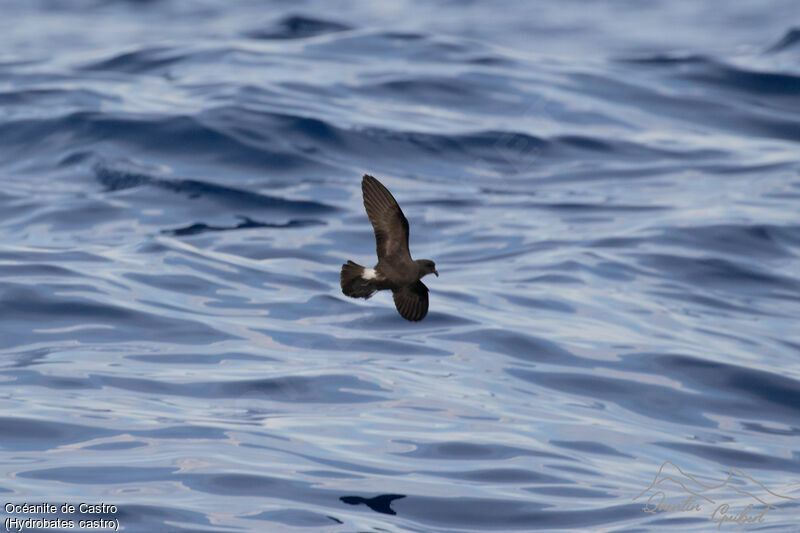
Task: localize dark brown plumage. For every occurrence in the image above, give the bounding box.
[340,174,438,321]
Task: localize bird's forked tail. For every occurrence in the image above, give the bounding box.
[341,260,377,299]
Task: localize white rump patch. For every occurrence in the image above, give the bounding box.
[362,268,377,280]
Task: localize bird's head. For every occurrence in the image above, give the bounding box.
[417,259,439,278]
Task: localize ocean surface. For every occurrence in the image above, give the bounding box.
[1,1,799,531]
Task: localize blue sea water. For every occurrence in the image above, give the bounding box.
[1,0,799,531]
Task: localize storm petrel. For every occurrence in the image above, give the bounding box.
[340,174,438,321]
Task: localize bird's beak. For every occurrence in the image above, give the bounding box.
[434,270,439,277]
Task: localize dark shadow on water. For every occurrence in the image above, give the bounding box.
[339,494,406,515]
[246,14,352,40]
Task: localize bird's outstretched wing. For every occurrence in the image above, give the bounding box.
[392,281,429,321]
[362,174,411,262]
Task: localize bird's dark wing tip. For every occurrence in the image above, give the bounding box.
[361,174,381,200]
[392,281,429,321]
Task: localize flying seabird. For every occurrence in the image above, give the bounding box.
[340,174,438,321]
